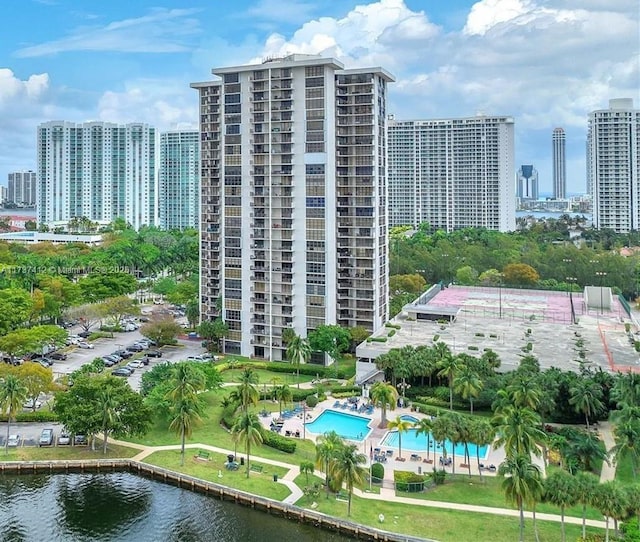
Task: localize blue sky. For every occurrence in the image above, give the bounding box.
[1,0,638,195]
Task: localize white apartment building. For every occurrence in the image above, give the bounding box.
[8,170,37,206]
[552,127,567,199]
[159,130,200,230]
[37,121,156,230]
[388,116,516,232]
[192,54,393,360]
[588,98,640,233]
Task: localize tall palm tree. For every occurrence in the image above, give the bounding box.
[472,419,495,483]
[574,471,599,541]
[234,368,259,413]
[543,469,578,542]
[431,414,450,467]
[369,381,398,428]
[166,363,206,465]
[97,388,119,455]
[453,365,483,413]
[231,411,263,478]
[387,415,413,460]
[611,371,640,409]
[329,442,367,516]
[493,406,546,459]
[414,417,433,461]
[506,377,541,411]
[286,334,311,389]
[593,480,629,542]
[434,342,458,410]
[499,454,544,542]
[274,384,293,416]
[315,430,343,498]
[569,378,604,430]
[0,375,28,454]
[611,418,640,480]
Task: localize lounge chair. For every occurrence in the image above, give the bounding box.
[333,401,340,408]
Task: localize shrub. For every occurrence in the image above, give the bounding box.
[0,411,59,423]
[430,469,446,485]
[432,334,440,342]
[306,395,318,408]
[370,462,384,483]
[370,337,388,343]
[635,341,640,353]
[260,429,297,453]
[90,331,114,340]
[489,334,498,338]
[474,332,485,337]
[387,330,396,337]
[394,471,425,492]
[468,345,479,351]
[384,323,401,330]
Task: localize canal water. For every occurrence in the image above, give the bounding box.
[0,472,352,542]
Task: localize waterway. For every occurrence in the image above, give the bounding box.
[0,472,352,542]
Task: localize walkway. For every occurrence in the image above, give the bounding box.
[597,421,617,483]
[108,437,608,531]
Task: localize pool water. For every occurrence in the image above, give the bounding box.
[305,410,371,441]
[400,415,419,423]
[381,429,489,459]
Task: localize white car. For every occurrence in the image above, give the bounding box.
[128,360,144,369]
[7,434,20,447]
[77,341,94,349]
[23,399,43,410]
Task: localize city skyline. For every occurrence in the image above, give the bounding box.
[1,0,637,195]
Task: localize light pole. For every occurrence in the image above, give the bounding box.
[566,277,577,324]
[498,273,504,319]
[596,271,607,314]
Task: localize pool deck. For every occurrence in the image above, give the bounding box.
[259,396,532,478]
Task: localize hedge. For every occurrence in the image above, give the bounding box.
[394,471,425,492]
[371,462,384,483]
[260,428,297,453]
[387,330,396,338]
[0,411,59,423]
[369,337,387,343]
[384,323,401,330]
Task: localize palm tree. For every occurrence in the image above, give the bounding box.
[569,378,604,430]
[453,365,483,413]
[315,431,343,498]
[166,363,206,465]
[434,342,458,410]
[274,384,293,416]
[574,471,599,541]
[543,469,578,542]
[472,419,495,482]
[329,442,367,516]
[299,460,315,485]
[231,411,263,478]
[506,377,541,410]
[234,368,259,412]
[498,454,544,542]
[286,334,311,389]
[0,375,28,454]
[414,417,433,462]
[593,480,629,542]
[97,388,119,455]
[611,371,640,409]
[431,414,450,468]
[611,418,640,480]
[493,406,546,459]
[387,415,413,460]
[369,381,398,428]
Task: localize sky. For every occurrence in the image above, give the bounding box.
[1,0,638,196]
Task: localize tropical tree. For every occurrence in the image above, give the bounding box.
[574,471,599,540]
[0,375,28,454]
[472,419,495,483]
[97,388,119,454]
[387,415,413,460]
[611,418,640,480]
[593,480,629,542]
[315,430,343,498]
[435,343,459,410]
[274,384,293,416]
[231,368,259,413]
[166,363,206,466]
[329,442,367,516]
[543,469,578,542]
[231,411,263,478]
[506,377,541,411]
[453,365,483,413]
[14,363,54,412]
[569,378,604,430]
[493,406,546,458]
[369,381,398,428]
[414,416,433,462]
[299,460,315,484]
[499,454,544,542]
[286,334,311,389]
[431,414,450,467]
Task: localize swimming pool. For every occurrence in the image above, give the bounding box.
[305,410,371,441]
[400,415,419,423]
[381,429,489,459]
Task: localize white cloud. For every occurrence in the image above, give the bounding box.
[14,8,201,57]
[463,0,534,35]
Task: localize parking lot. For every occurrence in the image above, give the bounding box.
[0,422,66,448]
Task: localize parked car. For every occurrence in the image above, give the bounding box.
[187,355,209,362]
[146,350,162,358]
[77,341,94,349]
[39,428,54,447]
[58,433,71,445]
[104,354,122,363]
[140,356,150,366]
[128,360,144,369]
[7,434,20,447]
[49,352,67,361]
[123,323,138,332]
[39,358,54,367]
[77,331,92,338]
[138,339,156,347]
[126,344,144,353]
[101,357,116,367]
[74,434,87,445]
[112,368,132,377]
[23,399,43,410]
[113,350,133,359]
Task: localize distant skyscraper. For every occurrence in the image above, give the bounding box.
[158,131,199,230]
[37,121,156,230]
[588,98,640,232]
[516,165,539,201]
[0,185,7,203]
[192,54,393,359]
[7,170,37,205]
[388,115,516,232]
[552,127,566,199]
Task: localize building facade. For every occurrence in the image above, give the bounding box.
[588,98,640,232]
[516,164,539,201]
[552,127,566,199]
[7,170,37,206]
[37,121,156,230]
[192,54,393,360]
[388,116,516,232]
[158,130,200,230]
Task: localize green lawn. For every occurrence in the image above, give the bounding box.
[221,368,315,386]
[143,449,291,501]
[615,453,638,484]
[406,473,604,520]
[291,475,603,542]
[0,443,139,461]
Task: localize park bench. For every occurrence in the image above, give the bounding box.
[250,464,263,473]
[194,450,210,462]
